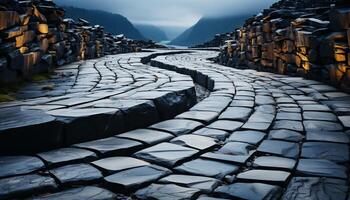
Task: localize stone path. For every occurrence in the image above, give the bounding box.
[0,50,349,199]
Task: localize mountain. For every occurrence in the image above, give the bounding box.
[63,6,146,40]
[170,15,249,46]
[135,24,168,42]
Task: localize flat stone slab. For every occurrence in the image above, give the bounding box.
[276,112,302,121]
[50,164,103,185]
[207,120,243,132]
[134,142,198,167]
[303,111,338,121]
[91,157,149,174]
[31,186,117,200]
[303,120,343,131]
[135,183,200,200]
[301,142,349,162]
[0,107,62,153]
[118,129,174,145]
[226,130,266,145]
[268,130,304,142]
[176,111,218,123]
[296,159,347,179]
[306,131,349,143]
[149,119,203,136]
[338,116,350,128]
[0,156,45,178]
[283,177,348,200]
[253,156,296,171]
[201,152,251,165]
[215,182,282,200]
[218,107,252,121]
[170,134,217,150]
[273,120,304,132]
[237,169,291,185]
[218,142,255,155]
[73,137,143,157]
[257,140,300,158]
[37,147,97,167]
[0,174,57,199]
[193,128,229,141]
[174,158,239,179]
[104,165,171,192]
[159,174,221,193]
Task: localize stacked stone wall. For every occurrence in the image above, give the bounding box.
[216,0,350,92]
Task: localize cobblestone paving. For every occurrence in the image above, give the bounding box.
[0,50,349,199]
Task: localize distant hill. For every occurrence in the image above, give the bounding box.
[170,15,249,46]
[135,24,168,42]
[63,6,146,40]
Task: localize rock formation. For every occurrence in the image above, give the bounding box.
[215,0,350,92]
[0,0,161,83]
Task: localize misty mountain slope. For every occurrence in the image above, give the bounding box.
[63,6,146,40]
[135,24,168,42]
[171,15,249,46]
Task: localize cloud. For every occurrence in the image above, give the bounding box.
[54,0,277,28]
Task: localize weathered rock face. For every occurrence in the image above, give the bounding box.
[0,0,162,83]
[215,0,350,93]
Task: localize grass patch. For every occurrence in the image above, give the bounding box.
[0,93,15,102]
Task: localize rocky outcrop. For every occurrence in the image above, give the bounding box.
[215,0,350,93]
[0,0,161,83]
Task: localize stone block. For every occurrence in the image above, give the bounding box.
[295,30,314,48]
[7,49,24,70]
[37,23,48,34]
[330,8,350,30]
[0,11,20,31]
[15,31,35,48]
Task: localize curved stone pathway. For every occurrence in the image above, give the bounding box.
[0,50,349,199]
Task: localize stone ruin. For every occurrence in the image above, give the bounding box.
[215,0,350,93]
[0,0,161,84]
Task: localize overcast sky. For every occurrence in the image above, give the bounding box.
[55,0,277,28]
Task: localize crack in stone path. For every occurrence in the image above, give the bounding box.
[0,49,349,200]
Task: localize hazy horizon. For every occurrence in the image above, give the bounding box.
[54,0,277,39]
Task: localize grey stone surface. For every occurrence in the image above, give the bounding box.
[135,183,200,200]
[226,130,266,145]
[0,156,45,178]
[174,158,239,179]
[258,140,300,158]
[171,134,217,150]
[149,119,203,136]
[134,142,198,167]
[50,164,103,185]
[215,182,282,200]
[296,159,347,179]
[301,142,349,162]
[118,129,174,145]
[237,170,291,185]
[207,120,243,132]
[253,156,296,170]
[92,157,149,174]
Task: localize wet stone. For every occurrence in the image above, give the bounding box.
[215,182,282,200]
[149,119,203,136]
[135,183,200,200]
[0,174,58,199]
[276,112,302,121]
[118,129,174,145]
[226,130,266,145]
[37,148,97,167]
[92,157,149,174]
[303,121,343,132]
[73,137,143,157]
[253,156,296,171]
[338,116,350,129]
[237,170,291,185]
[159,174,221,193]
[255,96,275,105]
[50,164,102,185]
[306,131,349,144]
[301,142,349,162]
[303,111,338,122]
[174,158,239,179]
[273,120,304,132]
[134,142,198,167]
[31,186,117,200]
[197,196,229,200]
[283,177,348,200]
[104,165,171,192]
[296,159,347,179]
[218,107,252,121]
[176,111,218,123]
[171,134,217,150]
[230,100,254,108]
[193,128,229,141]
[207,120,243,132]
[257,140,300,158]
[201,152,251,165]
[268,129,304,142]
[0,156,45,178]
[301,104,331,112]
[218,142,255,155]
[242,122,271,131]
